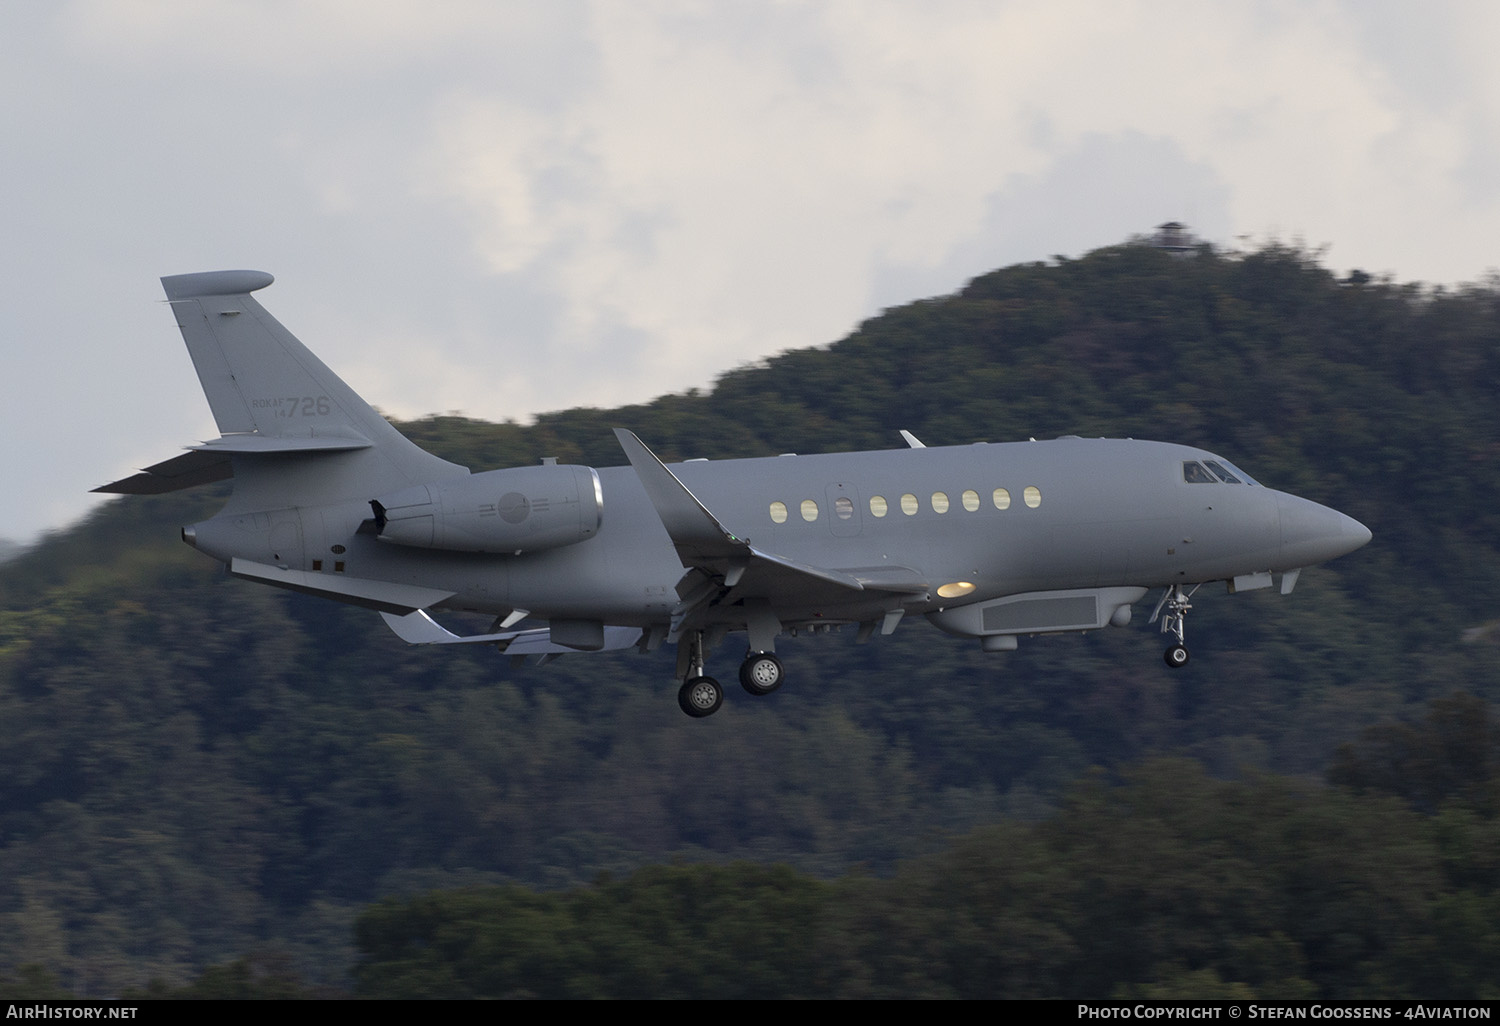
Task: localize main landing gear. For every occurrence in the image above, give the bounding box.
[1153,584,1199,669]
[739,652,784,696]
[675,633,786,717]
[678,675,724,717]
[676,631,722,717]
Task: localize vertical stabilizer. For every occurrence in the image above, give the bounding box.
[159,270,465,508]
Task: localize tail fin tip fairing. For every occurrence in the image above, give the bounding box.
[161,269,275,301]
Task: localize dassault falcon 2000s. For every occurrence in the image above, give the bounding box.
[97,270,1372,717]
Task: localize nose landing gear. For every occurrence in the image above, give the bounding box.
[1151,584,1199,669]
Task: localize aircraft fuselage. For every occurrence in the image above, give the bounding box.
[185,435,1367,631]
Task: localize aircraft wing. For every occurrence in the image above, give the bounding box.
[380,609,642,653]
[613,429,928,635]
[229,558,455,614]
[615,428,927,594]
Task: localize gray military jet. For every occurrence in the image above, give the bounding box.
[98,271,1371,717]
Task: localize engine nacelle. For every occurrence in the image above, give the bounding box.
[372,464,603,554]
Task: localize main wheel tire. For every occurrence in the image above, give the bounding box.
[678,675,724,717]
[739,652,785,696]
[1164,644,1190,668]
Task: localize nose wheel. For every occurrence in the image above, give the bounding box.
[1151,584,1198,669]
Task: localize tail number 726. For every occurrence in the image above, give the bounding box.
[281,396,331,417]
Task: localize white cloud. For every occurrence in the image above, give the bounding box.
[6,1,1500,542]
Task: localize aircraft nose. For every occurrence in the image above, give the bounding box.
[1276,492,1372,567]
[1344,513,1373,550]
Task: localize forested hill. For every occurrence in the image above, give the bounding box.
[3,240,1500,996]
[405,241,1500,624]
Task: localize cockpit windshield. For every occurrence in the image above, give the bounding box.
[1203,460,1241,484]
[1216,459,1258,486]
[1183,459,1259,485]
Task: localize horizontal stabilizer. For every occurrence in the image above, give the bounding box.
[94,433,373,494]
[230,558,455,614]
[189,433,371,455]
[379,609,643,652]
[94,449,233,495]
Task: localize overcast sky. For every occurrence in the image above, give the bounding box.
[3,0,1497,545]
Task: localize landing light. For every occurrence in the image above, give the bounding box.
[937,581,976,599]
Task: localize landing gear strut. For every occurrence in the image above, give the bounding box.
[677,631,724,717]
[1152,584,1198,669]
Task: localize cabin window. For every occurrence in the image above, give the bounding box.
[993,488,1011,510]
[1024,486,1041,508]
[900,493,919,516]
[1183,461,1215,483]
[931,491,950,514]
[834,496,854,520]
[769,501,788,524]
[962,489,980,512]
[869,495,888,517]
[801,499,820,522]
